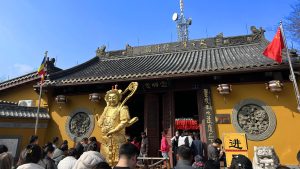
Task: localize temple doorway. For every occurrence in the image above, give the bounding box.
[144,93,164,157]
[126,94,145,141]
[174,90,199,133]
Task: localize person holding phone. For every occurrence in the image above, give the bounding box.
[207,138,223,168]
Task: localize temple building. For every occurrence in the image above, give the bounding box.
[0,27,300,165]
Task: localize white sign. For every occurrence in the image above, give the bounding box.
[0,138,19,157]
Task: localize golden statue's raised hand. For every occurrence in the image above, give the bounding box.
[106,130,115,137]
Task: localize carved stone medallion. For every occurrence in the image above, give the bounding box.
[232,99,276,141]
[66,108,94,142]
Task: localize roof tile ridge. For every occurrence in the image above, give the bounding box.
[101,42,263,62]
[49,56,99,79]
[0,71,38,86]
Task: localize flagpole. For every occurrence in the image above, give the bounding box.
[34,82,43,135]
[280,21,300,112]
[35,51,48,135]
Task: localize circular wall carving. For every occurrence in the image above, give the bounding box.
[65,108,95,142]
[232,99,276,141]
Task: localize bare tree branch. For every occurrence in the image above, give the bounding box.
[285,0,300,45]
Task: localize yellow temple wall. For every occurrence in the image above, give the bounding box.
[46,93,106,147]
[0,82,39,104]
[0,82,49,153]
[0,118,48,155]
[1,80,299,165]
[211,82,300,165]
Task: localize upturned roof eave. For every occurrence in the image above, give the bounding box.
[42,63,297,88]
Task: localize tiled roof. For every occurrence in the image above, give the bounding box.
[46,33,299,86]
[0,102,50,119]
[0,59,61,91]
[0,100,18,105]
[0,72,39,91]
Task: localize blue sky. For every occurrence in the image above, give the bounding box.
[0,0,297,80]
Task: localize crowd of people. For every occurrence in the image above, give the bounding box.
[159,130,294,169]
[0,135,141,169]
[0,132,297,169]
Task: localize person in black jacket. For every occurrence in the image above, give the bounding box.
[229,154,252,169]
[191,133,204,158]
[52,137,59,149]
[171,130,180,166]
[89,137,100,152]
[75,137,88,158]
[39,143,57,169]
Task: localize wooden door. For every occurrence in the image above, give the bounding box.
[144,94,160,157]
[162,91,174,167]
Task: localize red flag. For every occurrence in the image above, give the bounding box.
[263,27,285,63]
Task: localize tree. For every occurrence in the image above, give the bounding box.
[286,1,300,44]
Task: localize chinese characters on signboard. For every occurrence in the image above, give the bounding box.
[131,41,204,56]
[223,133,248,167]
[203,88,217,144]
[215,114,231,124]
[143,81,169,90]
[229,139,242,149]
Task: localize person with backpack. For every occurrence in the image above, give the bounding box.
[186,131,193,147]
[17,144,43,169]
[178,131,193,147]
[17,135,39,167]
[178,131,186,147]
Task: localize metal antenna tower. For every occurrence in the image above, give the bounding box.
[172,0,192,42]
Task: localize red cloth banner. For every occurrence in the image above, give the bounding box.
[175,119,199,130]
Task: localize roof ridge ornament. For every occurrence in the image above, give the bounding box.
[215,33,224,47]
[96,45,106,57]
[250,26,265,41]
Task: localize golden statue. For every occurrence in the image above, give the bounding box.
[95,82,139,166]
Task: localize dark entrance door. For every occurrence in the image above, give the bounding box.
[144,93,161,157]
[126,94,145,140]
[144,92,174,157]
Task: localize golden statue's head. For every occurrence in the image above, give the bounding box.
[105,85,122,107]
